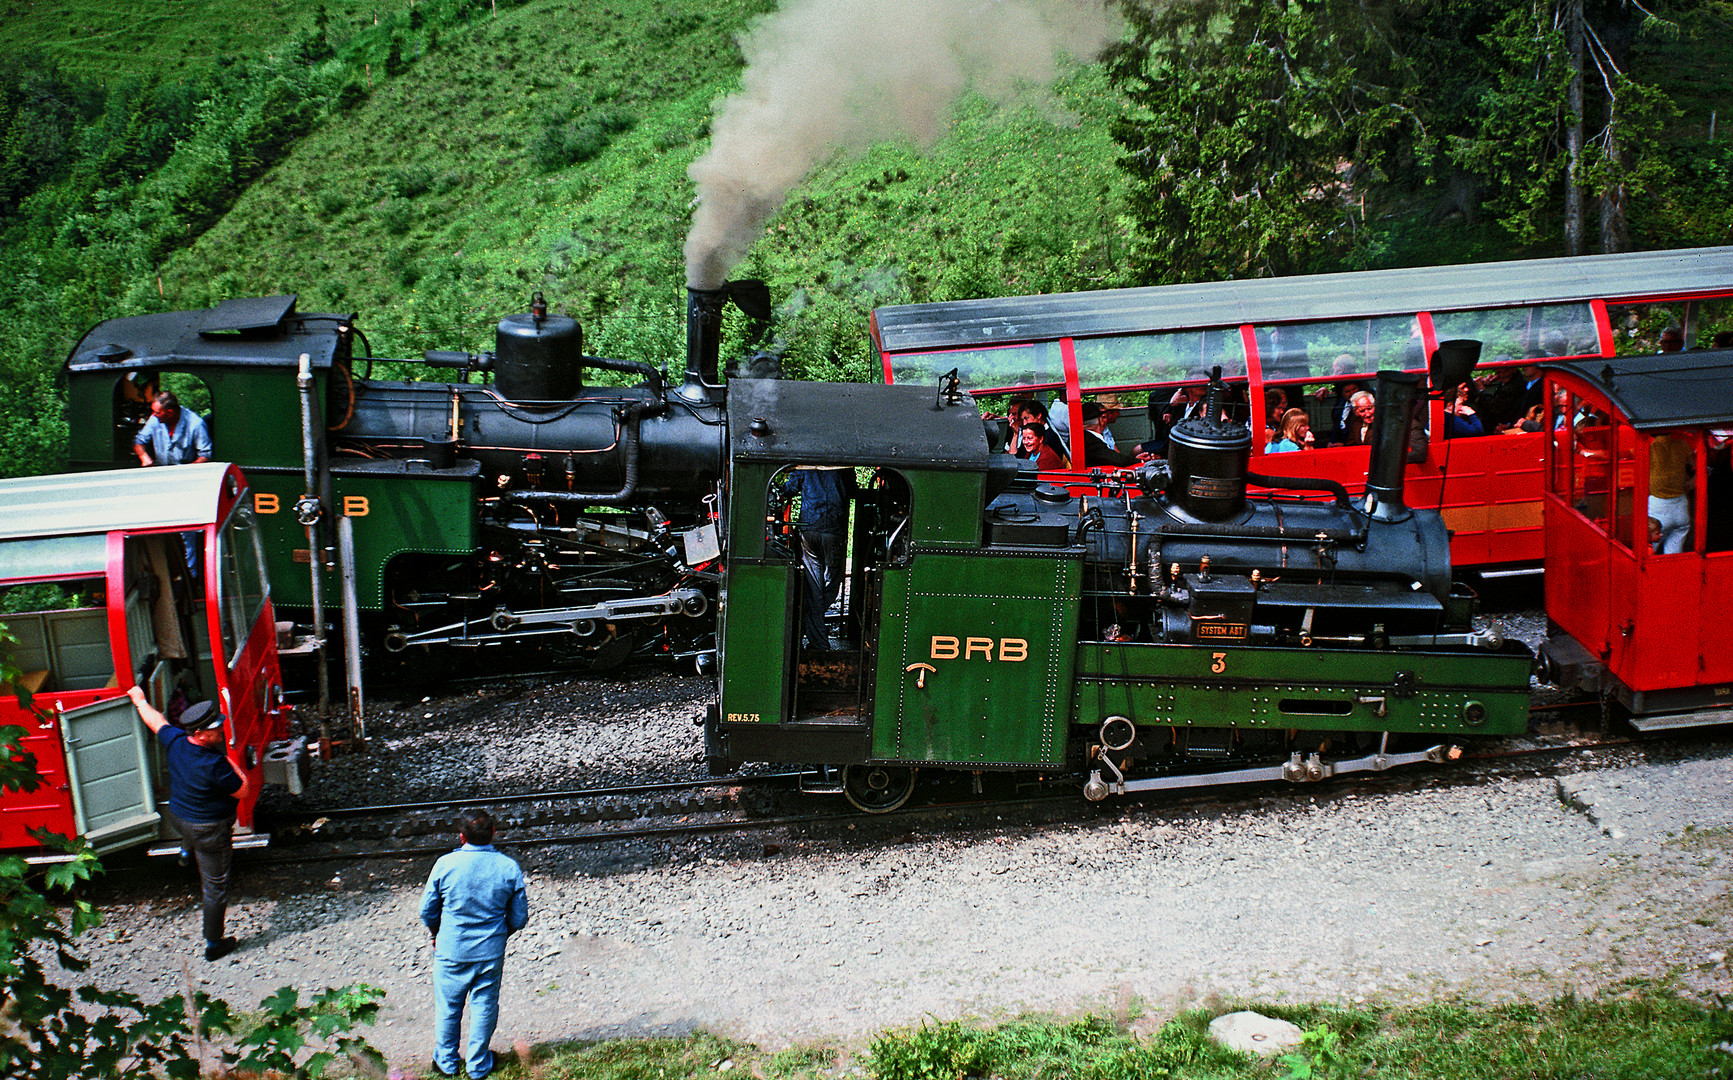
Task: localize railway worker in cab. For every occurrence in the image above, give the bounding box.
[421,809,529,1080]
[125,685,252,962]
[133,389,213,572]
[132,390,211,469]
[782,466,857,648]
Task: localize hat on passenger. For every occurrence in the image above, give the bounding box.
[176,700,224,732]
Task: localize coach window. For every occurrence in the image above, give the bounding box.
[1555,390,1617,529]
[215,502,269,667]
[1249,317,1415,381]
[1072,328,1247,388]
[887,342,1060,392]
[1431,302,1602,361]
[1645,429,1698,557]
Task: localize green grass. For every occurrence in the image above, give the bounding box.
[0,0,380,76]
[404,990,1732,1080]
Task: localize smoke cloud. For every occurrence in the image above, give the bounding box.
[683,0,1120,290]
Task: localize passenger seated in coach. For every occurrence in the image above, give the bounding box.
[1442,382,1486,438]
[1014,420,1069,470]
[1342,391,1377,445]
[1019,399,1069,463]
[1084,394,1123,449]
[1078,402,1134,467]
[1265,408,1314,453]
[999,397,1036,454]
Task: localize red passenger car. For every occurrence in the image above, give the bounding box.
[874,246,1733,571]
[1537,350,1733,730]
[0,463,301,859]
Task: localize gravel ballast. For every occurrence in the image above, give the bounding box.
[74,670,1733,1068]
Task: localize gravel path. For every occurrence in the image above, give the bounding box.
[73,671,1733,1070]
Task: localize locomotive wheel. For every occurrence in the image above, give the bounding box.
[585,629,636,671]
[842,765,915,813]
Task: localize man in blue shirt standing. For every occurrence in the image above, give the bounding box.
[127,685,253,962]
[420,810,529,1080]
[132,390,214,572]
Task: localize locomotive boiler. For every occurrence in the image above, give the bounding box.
[63,284,767,670]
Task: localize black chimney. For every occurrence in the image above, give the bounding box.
[685,286,726,393]
[1364,369,1421,522]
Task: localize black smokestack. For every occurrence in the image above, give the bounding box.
[1364,369,1421,522]
[685,286,727,390]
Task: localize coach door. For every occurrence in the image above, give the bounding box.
[58,689,159,853]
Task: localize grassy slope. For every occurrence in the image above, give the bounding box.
[149,0,1131,383]
[0,0,380,76]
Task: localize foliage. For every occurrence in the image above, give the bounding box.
[1441,5,1575,245]
[0,0,1726,482]
[1106,0,1420,282]
[0,624,388,1079]
[1276,1024,1353,1080]
[1108,0,1708,280]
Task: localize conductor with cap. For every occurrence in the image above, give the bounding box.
[127,685,254,961]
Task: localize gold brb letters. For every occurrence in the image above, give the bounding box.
[928,636,1029,663]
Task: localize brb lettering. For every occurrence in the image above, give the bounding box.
[929,636,1028,662]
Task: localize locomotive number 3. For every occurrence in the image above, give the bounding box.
[1211,652,1227,674]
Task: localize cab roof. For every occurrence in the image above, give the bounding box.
[0,463,242,541]
[64,295,351,374]
[728,380,991,467]
[1542,349,1733,430]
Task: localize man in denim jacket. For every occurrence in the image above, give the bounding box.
[420,809,529,1080]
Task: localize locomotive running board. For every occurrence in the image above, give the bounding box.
[1092,744,1453,797]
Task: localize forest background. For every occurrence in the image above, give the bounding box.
[1,0,1730,481]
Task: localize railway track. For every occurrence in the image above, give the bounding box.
[244,724,1646,866]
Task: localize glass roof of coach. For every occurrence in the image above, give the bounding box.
[1541,350,1733,430]
[0,463,237,541]
[872,246,1733,391]
[0,463,242,580]
[873,247,1733,353]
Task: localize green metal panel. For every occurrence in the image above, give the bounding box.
[205,367,315,469]
[907,471,986,547]
[718,563,796,725]
[873,552,1080,766]
[66,375,118,469]
[727,462,775,561]
[332,473,478,610]
[1072,642,1533,736]
[244,469,478,611]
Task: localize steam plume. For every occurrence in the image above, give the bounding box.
[684,0,1120,289]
